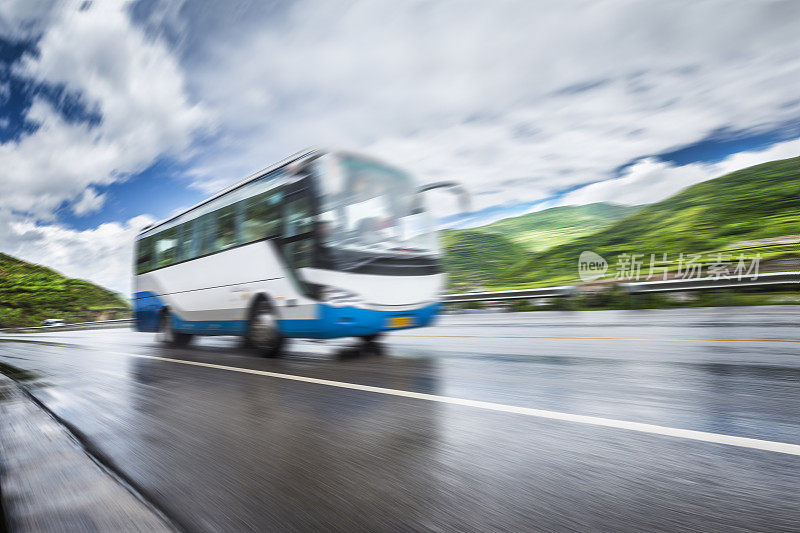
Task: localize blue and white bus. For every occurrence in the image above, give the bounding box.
[133,149,464,356]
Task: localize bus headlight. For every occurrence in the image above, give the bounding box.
[321,286,362,307]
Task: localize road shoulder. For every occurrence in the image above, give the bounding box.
[0,375,173,532]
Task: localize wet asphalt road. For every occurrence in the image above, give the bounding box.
[1,306,799,532]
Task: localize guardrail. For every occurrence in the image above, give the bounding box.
[619,271,799,294]
[445,271,798,302]
[444,285,575,303]
[0,271,796,333]
[0,318,134,334]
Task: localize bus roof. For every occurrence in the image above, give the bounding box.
[136,148,322,238]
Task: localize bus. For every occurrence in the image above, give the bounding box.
[133,148,465,356]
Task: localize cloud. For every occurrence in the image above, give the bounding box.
[72,187,106,216]
[0,213,154,294]
[0,1,206,219]
[0,0,57,38]
[159,0,800,212]
[0,1,206,292]
[560,137,800,206]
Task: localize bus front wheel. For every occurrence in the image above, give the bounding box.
[359,333,385,356]
[157,311,192,347]
[248,299,284,357]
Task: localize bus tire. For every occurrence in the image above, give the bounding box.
[360,333,385,356]
[157,311,193,347]
[247,298,284,357]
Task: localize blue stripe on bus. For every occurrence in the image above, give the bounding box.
[278,302,441,339]
[133,291,247,335]
[133,290,440,338]
[132,291,165,332]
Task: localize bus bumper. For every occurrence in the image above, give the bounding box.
[277,302,441,339]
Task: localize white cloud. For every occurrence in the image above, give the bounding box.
[170,0,800,212]
[0,1,206,219]
[0,213,154,294]
[561,137,800,206]
[0,0,57,38]
[72,187,106,216]
[560,157,708,206]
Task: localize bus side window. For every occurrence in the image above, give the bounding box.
[243,190,280,243]
[215,204,238,251]
[286,240,313,269]
[282,193,314,270]
[189,217,200,259]
[283,194,312,237]
[176,222,193,262]
[155,228,177,267]
[196,212,216,256]
[136,237,153,274]
[235,200,246,244]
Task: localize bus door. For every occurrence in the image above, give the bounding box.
[281,181,315,271]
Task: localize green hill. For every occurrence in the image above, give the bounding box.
[482,203,641,252]
[441,229,526,289]
[506,156,800,286]
[0,253,130,327]
[442,202,638,289]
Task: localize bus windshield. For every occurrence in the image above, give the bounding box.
[317,153,439,270]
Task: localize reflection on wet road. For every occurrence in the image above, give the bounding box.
[1,306,799,532]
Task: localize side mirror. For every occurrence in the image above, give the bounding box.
[416,181,471,213]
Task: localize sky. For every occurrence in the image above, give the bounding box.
[1,0,799,294]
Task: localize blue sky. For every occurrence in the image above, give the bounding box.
[1,0,799,292]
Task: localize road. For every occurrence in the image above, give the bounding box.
[1,306,799,532]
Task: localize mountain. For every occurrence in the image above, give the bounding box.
[0,253,130,327]
[479,203,641,252]
[442,202,638,289]
[441,229,527,289]
[506,156,800,286]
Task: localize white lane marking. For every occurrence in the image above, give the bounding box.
[100,349,800,457]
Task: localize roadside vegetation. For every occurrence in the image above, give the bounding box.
[0,253,130,328]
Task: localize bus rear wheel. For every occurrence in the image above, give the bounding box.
[248,300,284,357]
[157,311,192,347]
